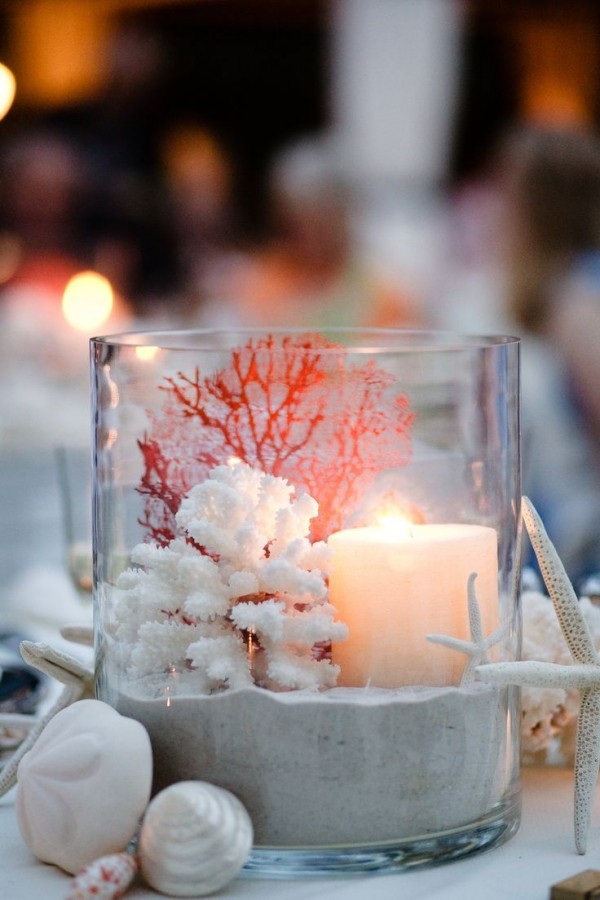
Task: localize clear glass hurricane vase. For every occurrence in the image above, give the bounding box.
[91,328,521,876]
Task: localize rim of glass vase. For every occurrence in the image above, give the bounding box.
[91,327,521,354]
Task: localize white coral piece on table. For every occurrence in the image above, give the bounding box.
[115,462,346,692]
[521,683,576,754]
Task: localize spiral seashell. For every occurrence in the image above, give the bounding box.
[138,781,253,897]
[66,851,138,899]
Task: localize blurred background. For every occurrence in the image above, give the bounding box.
[3,0,600,620]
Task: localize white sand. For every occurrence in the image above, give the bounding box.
[116,682,511,847]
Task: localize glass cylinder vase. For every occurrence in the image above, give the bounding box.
[91,328,521,876]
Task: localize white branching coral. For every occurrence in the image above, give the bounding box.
[115,462,347,693]
[521,589,600,754]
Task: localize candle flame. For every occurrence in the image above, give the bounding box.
[375,512,414,538]
[370,496,425,536]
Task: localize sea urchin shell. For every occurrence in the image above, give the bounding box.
[16,700,152,874]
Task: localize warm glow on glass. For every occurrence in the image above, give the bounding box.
[227,456,243,467]
[0,63,16,121]
[135,345,160,362]
[62,271,113,331]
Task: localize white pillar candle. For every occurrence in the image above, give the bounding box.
[329,523,498,687]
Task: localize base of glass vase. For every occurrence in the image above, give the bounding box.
[241,791,521,878]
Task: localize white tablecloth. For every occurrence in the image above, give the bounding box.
[0,768,597,899]
[0,456,594,898]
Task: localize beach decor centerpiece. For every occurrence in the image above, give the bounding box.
[91,328,521,875]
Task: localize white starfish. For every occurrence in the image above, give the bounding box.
[0,641,94,796]
[427,572,507,684]
[476,496,600,854]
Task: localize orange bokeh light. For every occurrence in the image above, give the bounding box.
[62,270,114,332]
[0,63,16,121]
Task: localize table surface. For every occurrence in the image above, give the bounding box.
[0,455,595,898]
[0,767,598,899]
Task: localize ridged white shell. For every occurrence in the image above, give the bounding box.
[138,781,253,897]
[16,699,152,875]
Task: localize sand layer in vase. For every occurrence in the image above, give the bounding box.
[116,682,510,847]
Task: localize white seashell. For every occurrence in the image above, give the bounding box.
[66,851,138,899]
[138,780,253,897]
[16,699,152,875]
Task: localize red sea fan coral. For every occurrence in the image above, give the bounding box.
[138,334,413,543]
